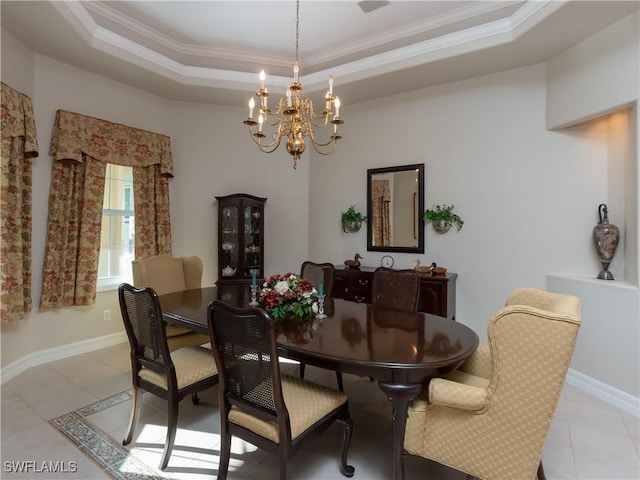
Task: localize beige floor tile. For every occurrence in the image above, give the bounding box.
[1,343,638,480]
[1,399,47,438]
[1,422,109,479]
[88,343,132,373]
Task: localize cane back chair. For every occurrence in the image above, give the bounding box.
[118,283,218,470]
[372,267,420,312]
[207,300,355,480]
[299,261,342,389]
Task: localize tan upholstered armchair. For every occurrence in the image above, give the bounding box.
[131,255,209,350]
[404,287,581,480]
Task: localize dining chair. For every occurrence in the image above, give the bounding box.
[299,261,343,389]
[118,283,219,470]
[371,267,420,311]
[403,287,581,480]
[132,255,209,350]
[207,300,355,480]
[363,267,421,383]
[300,261,334,296]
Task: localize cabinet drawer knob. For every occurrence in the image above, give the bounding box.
[358,279,369,286]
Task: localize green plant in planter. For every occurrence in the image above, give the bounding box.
[341,205,367,233]
[423,204,464,232]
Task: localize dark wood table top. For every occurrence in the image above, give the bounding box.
[159,285,479,383]
[159,284,479,480]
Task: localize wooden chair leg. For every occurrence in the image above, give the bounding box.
[339,415,355,477]
[123,386,142,445]
[279,443,292,480]
[336,372,344,392]
[299,362,306,379]
[160,397,179,470]
[537,461,547,480]
[217,420,231,480]
[191,392,200,405]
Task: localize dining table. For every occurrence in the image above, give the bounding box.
[158,285,479,480]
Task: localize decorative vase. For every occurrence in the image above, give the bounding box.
[433,220,451,233]
[345,220,362,233]
[592,203,619,280]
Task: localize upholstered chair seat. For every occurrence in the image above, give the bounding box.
[228,374,348,443]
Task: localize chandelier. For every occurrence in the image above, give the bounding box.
[243,0,343,169]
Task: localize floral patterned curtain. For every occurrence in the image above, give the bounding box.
[39,110,173,311]
[133,164,172,259]
[372,179,391,246]
[0,83,40,322]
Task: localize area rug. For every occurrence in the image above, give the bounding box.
[49,391,162,480]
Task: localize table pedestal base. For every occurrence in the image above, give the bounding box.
[379,382,424,480]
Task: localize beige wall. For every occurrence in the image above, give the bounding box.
[307,13,639,397]
[1,12,638,400]
[0,27,311,368]
[166,101,311,288]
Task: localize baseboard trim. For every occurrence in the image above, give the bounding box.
[1,332,128,384]
[566,368,640,418]
[2,335,638,418]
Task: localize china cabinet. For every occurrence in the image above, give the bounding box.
[215,194,266,285]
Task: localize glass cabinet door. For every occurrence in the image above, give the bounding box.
[220,205,239,277]
[216,194,266,285]
[244,205,262,277]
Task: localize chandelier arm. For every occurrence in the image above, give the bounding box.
[263,97,289,119]
[264,115,285,127]
[309,140,338,156]
[248,124,287,151]
[298,96,330,118]
[309,135,339,148]
[250,131,283,154]
[307,124,340,147]
[309,115,330,129]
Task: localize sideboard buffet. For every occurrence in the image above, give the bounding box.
[333,266,457,320]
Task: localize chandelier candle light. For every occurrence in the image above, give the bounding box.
[243,0,343,169]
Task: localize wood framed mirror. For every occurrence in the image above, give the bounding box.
[367,163,424,253]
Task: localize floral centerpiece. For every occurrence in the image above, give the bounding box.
[258,272,319,319]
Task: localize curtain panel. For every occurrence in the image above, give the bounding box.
[1,83,39,322]
[372,179,391,247]
[40,110,173,311]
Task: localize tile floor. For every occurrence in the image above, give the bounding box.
[1,342,638,480]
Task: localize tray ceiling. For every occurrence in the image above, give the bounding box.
[1,1,638,106]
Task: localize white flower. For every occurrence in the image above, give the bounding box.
[274,280,290,295]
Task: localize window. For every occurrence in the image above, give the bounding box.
[97,164,134,291]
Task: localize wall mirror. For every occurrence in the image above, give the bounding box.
[367,163,424,253]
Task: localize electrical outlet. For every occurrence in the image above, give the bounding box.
[103,309,111,321]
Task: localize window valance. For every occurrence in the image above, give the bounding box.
[50,109,173,177]
[1,82,39,156]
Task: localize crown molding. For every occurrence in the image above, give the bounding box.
[52,0,559,95]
